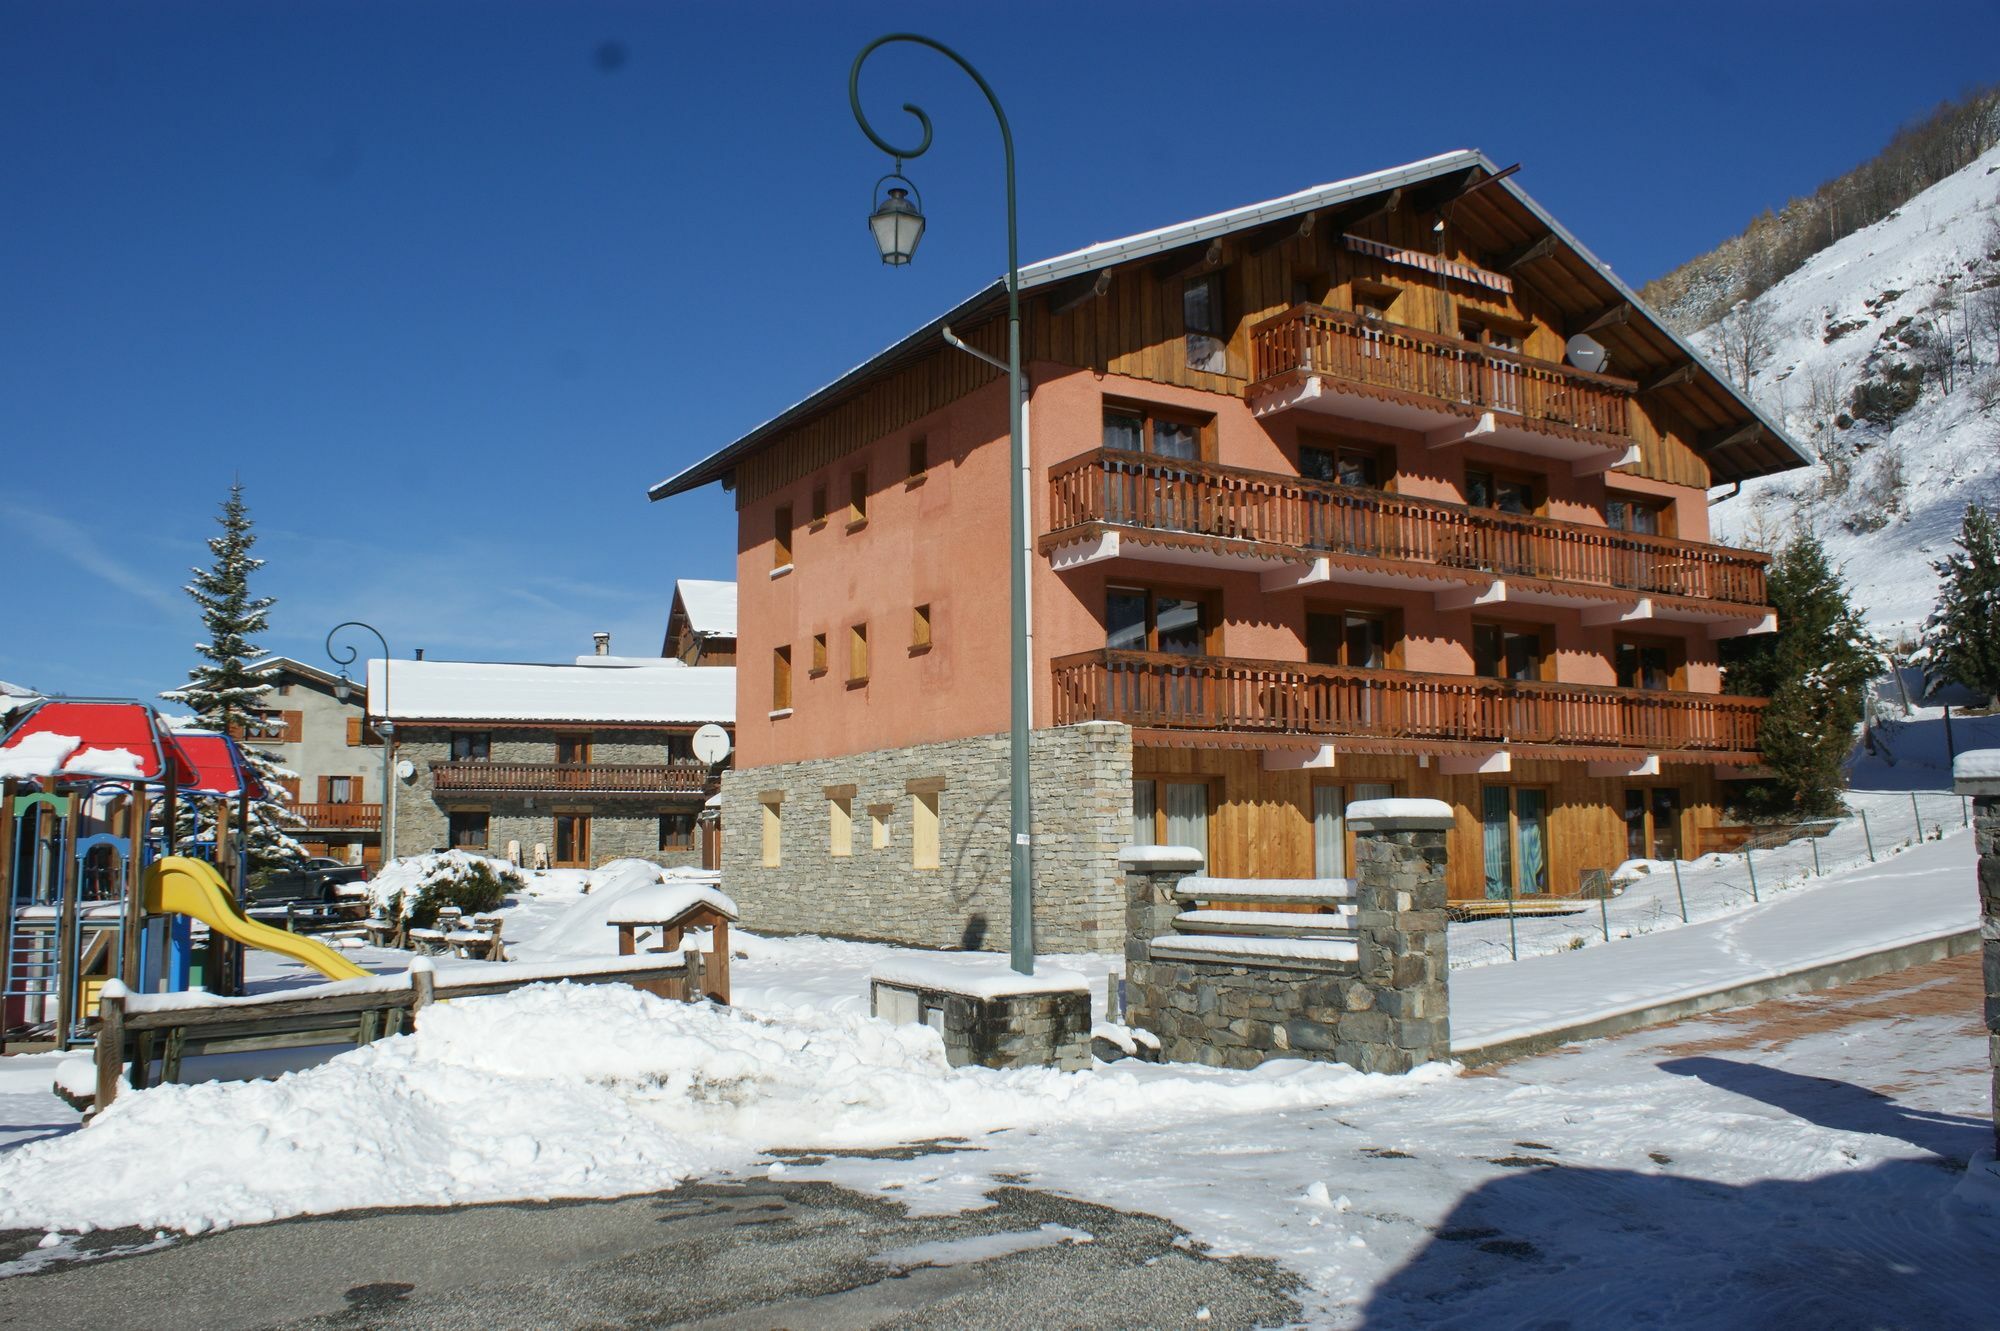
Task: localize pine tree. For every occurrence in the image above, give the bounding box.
[1919,502,2000,701]
[160,483,305,869]
[1722,531,1882,818]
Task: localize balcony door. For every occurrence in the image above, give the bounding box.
[1133,777,1210,866]
[1109,587,1215,723]
[557,735,592,765]
[1102,404,1210,532]
[1624,788,1682,861]
[554,813,591,868]
[1481,786,1549,899]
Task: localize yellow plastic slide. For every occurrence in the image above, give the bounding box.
[144,856,369,982]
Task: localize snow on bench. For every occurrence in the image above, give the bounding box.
[870,953,1089,1000]
[1147,934,1358,969]
[1173,907,1356,938]
[1172,876,1354,906]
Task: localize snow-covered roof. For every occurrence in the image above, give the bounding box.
[649,150,1808,501]
[367,659,734,726]
[572,655,687,668]
[674,580,737,638]
[245,656,350,691]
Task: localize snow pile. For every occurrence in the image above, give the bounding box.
[603,880,738,926]
[0,981,1450,1234]
[503,860,725,961]
[366,850,527,922]
[1698,143,2000,638]
[871,953,1088,998]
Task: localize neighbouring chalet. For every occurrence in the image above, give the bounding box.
[663,578,738,666]
[649,151,1808,954]
[241,656,384,868]
[368,639,735,870]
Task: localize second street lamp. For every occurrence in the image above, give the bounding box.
[326,620,397,866]
[850,33,1035,975]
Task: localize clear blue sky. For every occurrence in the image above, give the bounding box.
[5,0,1996,698]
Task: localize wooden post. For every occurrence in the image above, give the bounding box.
[617,924,637,956]
[53,793,80,1051]
[0,779,15,1057]
[685,947,706,1005]
[709,916,730,1004]
[91,980,127,1118]
[122,789,144,990]
[409,958,436,1021]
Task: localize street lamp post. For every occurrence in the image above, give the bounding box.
[850,34,1034,975]
[326,621,397,866]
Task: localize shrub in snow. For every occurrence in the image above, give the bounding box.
[369,851,526,929]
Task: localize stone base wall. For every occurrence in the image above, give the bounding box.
[1128,958,1414,1071]
[720,723,1131,954]
[872,981,1092,1072]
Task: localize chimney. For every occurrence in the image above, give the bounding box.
[593,632,611,657]
[414,648,425,661]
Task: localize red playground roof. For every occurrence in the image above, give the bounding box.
[0,699,197,787]
[173,730,268,799]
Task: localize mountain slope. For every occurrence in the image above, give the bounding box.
[1692,145,2000,642]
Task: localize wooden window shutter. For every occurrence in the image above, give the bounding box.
[351,774,364,801]
[347,716,363,745]
[283,710,304,742]
[317,775,331,802]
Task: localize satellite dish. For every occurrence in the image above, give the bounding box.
[691,723,732,766]
[1566,333,1609,374]
[395,759,416,781]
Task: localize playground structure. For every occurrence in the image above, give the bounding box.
[1,698,362,1054]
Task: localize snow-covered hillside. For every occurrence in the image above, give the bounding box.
[1694,146,2000,641]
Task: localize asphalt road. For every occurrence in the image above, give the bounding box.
[0,1174,1302,1330]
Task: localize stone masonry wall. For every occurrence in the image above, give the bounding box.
[720,722,1131,955]
[1958,755,2000,1154]
[1122,805,1453,1074]
[394,726,705,870]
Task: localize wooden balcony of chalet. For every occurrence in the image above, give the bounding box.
[1247,304,1639,470]
[428,761,710,796]
[293,802,382,831]
[1043,449,1773,629]
[1051,649,1767,766]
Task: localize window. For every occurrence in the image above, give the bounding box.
[1183,272,1227,372]
[1623,788,1683,861]
[1106,586,1213,655]
[346,716,384,747]
[848,469,868,527]
[237,709,303,743]
[1473,624,1547,681]
[761,797,782,867]
[659,813,696,853]
[1299,442,1385,489]
[1481,787,1549,899]
[774,503,793,569]
[556,735,591,765]
[1465,468,1539,516]
[1312,781,1394,878]
[326,776,357,805]
[772,646,792,711]
[911,604,932,652]
[908,436,929,480]
[1607,496,1671,537]
[448,810,489,850]
[828,791,853,857]
[810,632,828,677]
[810,485,828,530]
[1131,777,1210,863]
[554,813,591,868]
[848,623,869,683]
[1290,269,1327,308]
[911,790,940,870]
[1614,638,1681,692]
[451,731,491,761]
[870,804,891,850]
[1102,404,1207,461]
[1307,611,1393,669]
[666,732,695,763]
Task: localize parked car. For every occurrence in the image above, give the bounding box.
[246,858,369,926]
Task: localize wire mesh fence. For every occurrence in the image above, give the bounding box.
[1447,788,1974,971]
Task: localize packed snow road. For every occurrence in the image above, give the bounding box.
[1,955,1992,1328]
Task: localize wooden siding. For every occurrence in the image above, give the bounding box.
[1136,745,1723,902]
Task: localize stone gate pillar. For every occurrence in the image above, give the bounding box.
[1118,845,1205,1032]
[1347,797,1454,1069]
[1955,751,2000,1154]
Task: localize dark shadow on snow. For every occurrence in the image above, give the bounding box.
[1658,1055,1991,1161]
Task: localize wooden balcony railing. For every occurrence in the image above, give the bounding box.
[293,802,382,831]
[1249,304,1636,446]
[1051,649,1766,759]
[428,761,710,795]
[1046,450,1770,608]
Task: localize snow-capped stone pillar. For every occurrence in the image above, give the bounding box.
[1954,750,2000,1154]
[1348,798,1454,1069]
[1118,845,1206,969]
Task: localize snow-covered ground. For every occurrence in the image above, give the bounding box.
[1695,143,2000,640]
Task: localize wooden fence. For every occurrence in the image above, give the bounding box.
[1046,449,1769,608]
[1052,649,1766,759]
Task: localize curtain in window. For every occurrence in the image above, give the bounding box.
[1312,785,1345,879]
[1131,781,1158,848]
[1164,782,1208,863]
[1517,789,1549,893]
[1481,786,1511,900]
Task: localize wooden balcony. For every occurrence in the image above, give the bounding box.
[1044,449,1771,615]
[293,802,382,831]
[1247,304,1638,467]
[1051,649,1766,764]
[428,761,709,796]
